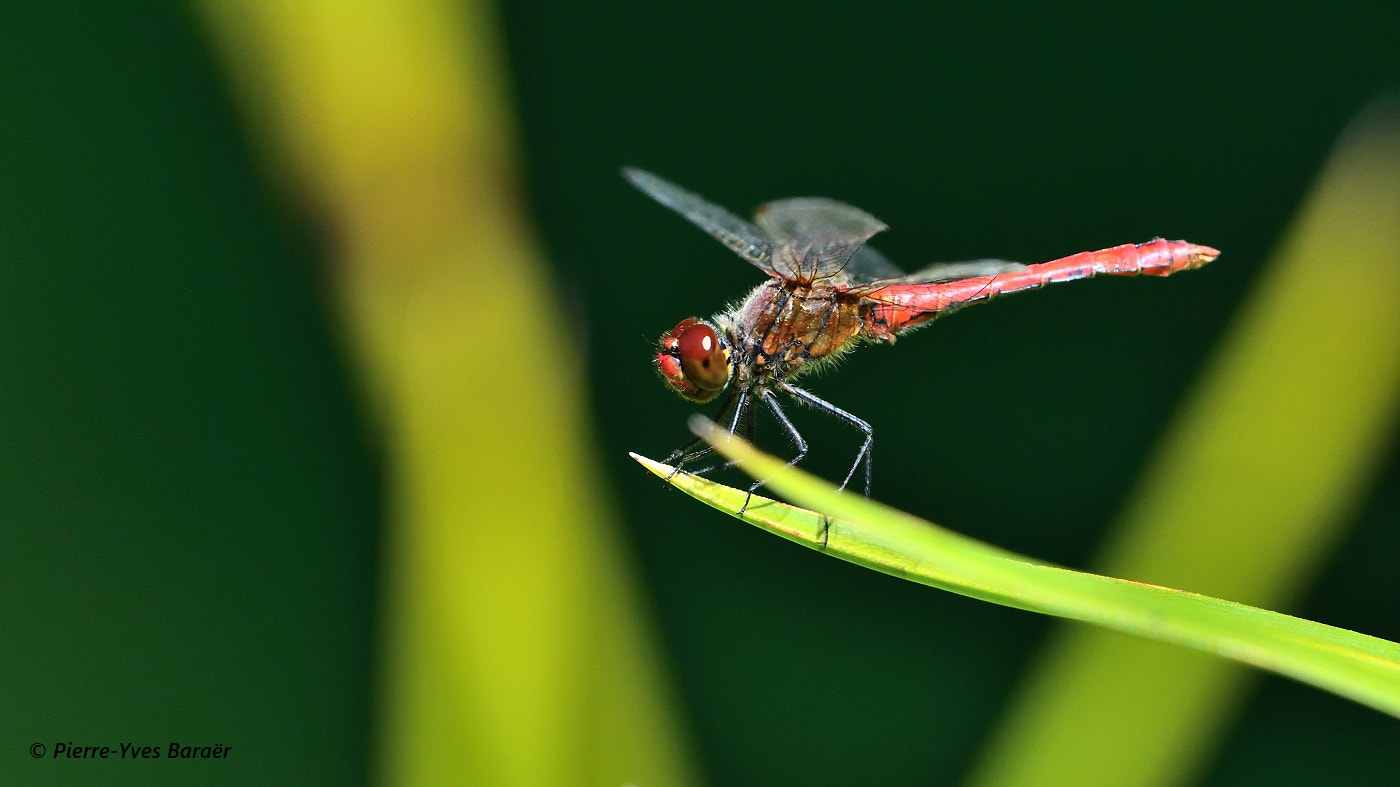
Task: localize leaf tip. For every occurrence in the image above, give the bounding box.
[629,451,673,480]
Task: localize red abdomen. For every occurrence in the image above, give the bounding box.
[863,238,1220,338]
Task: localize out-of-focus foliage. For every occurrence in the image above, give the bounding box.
[970,109,1400,787]
[636,407,1400,718]
[201,1,695,785]
[3,1,1398,785]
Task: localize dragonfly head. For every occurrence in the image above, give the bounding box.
[657,317,731,402]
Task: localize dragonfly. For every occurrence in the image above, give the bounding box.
[626,168,1219,508]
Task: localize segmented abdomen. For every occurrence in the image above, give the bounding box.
[862,238,1219,338]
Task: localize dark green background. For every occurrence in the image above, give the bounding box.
[2,2,1397,784]
[0,5,378,785]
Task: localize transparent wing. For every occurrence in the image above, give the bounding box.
[755,198,889,280]
[878,258,1026,285]
[843,245,907,282]
[624,168,775,273]
[754,198,888,247]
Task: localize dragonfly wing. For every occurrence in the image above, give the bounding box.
[755,198,889,281]
[843,245,907,282]
[892,258,1026,284]
[754,198,887,246]
[624,168,776,273]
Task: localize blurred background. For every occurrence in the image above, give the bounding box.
[2,2,1398,785]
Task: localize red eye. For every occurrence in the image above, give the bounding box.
[655,317,729,402]
[676,322,729,391]
[677,322,718,363]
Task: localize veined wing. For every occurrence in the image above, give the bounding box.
[843,245,907,282]
[879,258,1026,284]
[755,198,889,282]
[624,168,776,274]
[835,251,1023,288]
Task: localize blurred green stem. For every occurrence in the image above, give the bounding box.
[200,2,697,785]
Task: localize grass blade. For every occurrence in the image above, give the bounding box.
[632,433,1400,718]
[969,106,1400,787]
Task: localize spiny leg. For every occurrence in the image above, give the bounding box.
[780,383,873,498]
[666,388,748,483]
[664,386,741,466]
[741,390,809,514]
[691,392,758,476]
[671,388,748,474]
[663,387,735,464]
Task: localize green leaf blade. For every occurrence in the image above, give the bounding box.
[633,434,1400,717]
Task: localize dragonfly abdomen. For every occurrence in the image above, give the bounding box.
[862,238,1220,337]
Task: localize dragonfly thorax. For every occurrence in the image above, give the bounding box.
[726,279,868,383]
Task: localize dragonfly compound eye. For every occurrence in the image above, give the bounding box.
[655,318,729,402]
[677,322,730,390]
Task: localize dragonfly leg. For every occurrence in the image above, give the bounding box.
[690,393,758,476]
[665,388,747,483]
[779,383,873,497]
[663,386,738,465]
[741,390,809,514]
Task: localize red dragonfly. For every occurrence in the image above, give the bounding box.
[627,168,1219,505]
